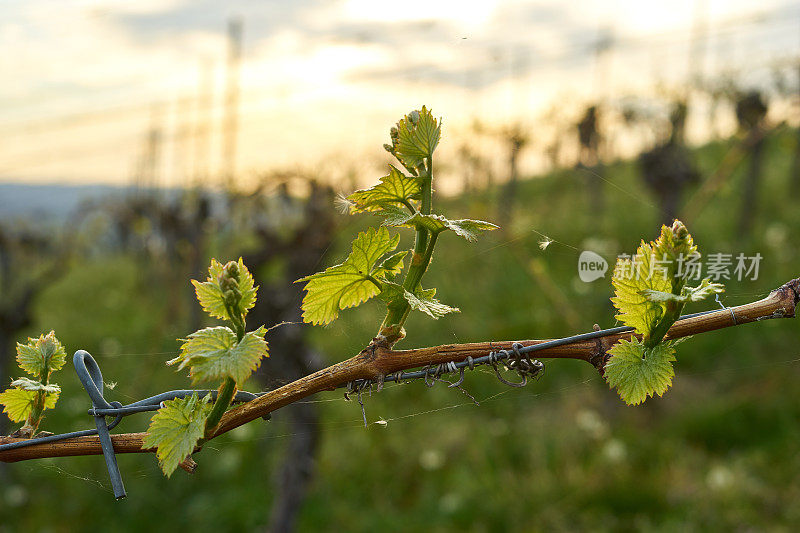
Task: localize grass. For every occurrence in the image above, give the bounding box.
[1,128,798,531]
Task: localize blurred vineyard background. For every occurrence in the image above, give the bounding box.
[2,1,800,531]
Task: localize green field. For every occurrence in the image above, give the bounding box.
[2,130,799,532]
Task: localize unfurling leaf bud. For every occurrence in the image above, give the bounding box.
[220,276,238,293]
[671,220,688,241]
[223,261,240,281]
[224,288,241,309]
[194,258,258,321]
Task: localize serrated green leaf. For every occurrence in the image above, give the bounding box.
[378,204,415,226]
[0,387,59,423]
[605,338,676,405]
[297,227,400,325]
[191,258,258,321]
[378,283,456,318]
[684,278,725,302]
[403,289,459,319]
[446,219,499,242]
[192,259,227,319]
[235,257,258,315]
[377,250,408,277]
[393,106,441,169]
[16,331,66,377]
[378,281,404,304]
[168,326,268,385]
[382,212,497,242]
[417,287,436,299]
[348,165,421,213]
[611,241,671,336]
[299,266,383,325]
[143,393,212,477]
[381,212,446,232]
[10,377,61,394]
[641,278,725,304]
[612,220,721,339]
[640,289,683,303]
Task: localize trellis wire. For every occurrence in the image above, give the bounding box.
[0,307,740,500]
[345,309,720,394]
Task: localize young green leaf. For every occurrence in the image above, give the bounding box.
[0,387,59,423]
[638,289,683,303]
[402,288,459,319]
[16,331,67,377]
[683,278,726,302]
[348,165,421,213]
[143,393,212,477]
[377,250,408,278]
[606,220,726,406]
[391,106,441,169]
[297,227,401,325]
[611,241,671,336]
[641,279,725,304]
[446,219,500,242]
[604,338,676,406]
[379,283,458,319]
[168,326,268,385]
[9,377,61,394]
[192,258,258,321]
[612,221,706,338]
[381,212,498,242]
[378,281,403,303]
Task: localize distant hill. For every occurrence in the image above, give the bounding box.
[0,182,130,221]
[0,182,192,223]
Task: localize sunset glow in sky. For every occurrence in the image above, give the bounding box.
[2,0,798,189]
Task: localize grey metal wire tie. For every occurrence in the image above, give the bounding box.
[716,293,737,325]
[0,350,267,500]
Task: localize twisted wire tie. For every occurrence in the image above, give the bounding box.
[716,293,737,325]
[0,350,268,501]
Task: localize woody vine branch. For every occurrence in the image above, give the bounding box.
[0,277,796,464]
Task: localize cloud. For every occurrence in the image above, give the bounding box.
[108,0,332,46]
[1,0,797,185]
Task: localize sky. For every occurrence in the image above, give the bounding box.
[1,0,798,190]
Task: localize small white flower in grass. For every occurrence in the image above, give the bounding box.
[419,449,444,470]
[707,465,734,490]
[602,438,627,463]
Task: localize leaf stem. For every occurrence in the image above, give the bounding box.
[401,199,417,214]
[413,158,433,255]
[404,231,438,293]
[378,157,437,344]
[644,273,689,349]
[224,302,246,342]
[203,300,246,437]
[204,377,236,438]
[366,275,384,291]
[21,367,52,437]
